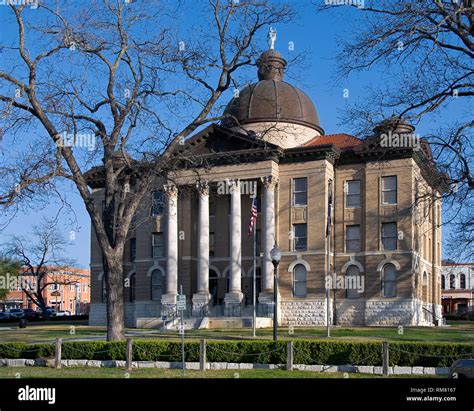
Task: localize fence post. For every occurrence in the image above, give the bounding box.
[54,338,62,369]
[382,341,389,377]
[126,338,133,371]
[200,339,206,372]
[286,341,293,371]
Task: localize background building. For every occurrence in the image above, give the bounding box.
[0,267,90,314]
[441,262,474,315]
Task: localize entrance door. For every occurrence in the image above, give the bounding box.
[209,270,218,304]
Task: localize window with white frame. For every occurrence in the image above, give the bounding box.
[460,274,466,289]
[292,178,307,206]
[450,274,456,289]
[346,180,361,208]
[381,222,397,250]
[382,263,397,298]
[151,270,163,301]
[293,224,307,251]
[346,225,361,252]
[151,191,164,216]
[293,264,307,298]
[382,176,397,205]
[152,233,164,258]
[346,265,361,299]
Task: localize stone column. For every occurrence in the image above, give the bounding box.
[193,181,211,314]
[259,176,278,304]
[161,183,178,314]
[224,179,243,314]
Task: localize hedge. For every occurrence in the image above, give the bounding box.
[0,340,472,367]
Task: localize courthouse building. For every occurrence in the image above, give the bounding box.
[87,42,447,327]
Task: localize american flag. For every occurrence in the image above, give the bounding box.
[248,196,258,237]
[326,179,333,237]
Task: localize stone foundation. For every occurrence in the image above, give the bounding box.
[88,303,107,326]
[280,299,327,326]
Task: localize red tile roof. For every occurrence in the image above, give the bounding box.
[304,133,362,150]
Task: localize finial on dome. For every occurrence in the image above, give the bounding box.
[268,27,277,50]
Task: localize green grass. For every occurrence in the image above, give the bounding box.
[0,322,472,344]
[0,367,441,379]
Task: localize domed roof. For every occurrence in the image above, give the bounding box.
[222,49,323,134]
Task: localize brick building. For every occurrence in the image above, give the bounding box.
[87,43,447,328]
[0,267,90,314]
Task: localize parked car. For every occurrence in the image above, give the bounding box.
[450,359,474,378]
[8,308,24,319]
[0,312,10,320]
[56,310,71,317]
[22,308,40,319]
[42,307,57,317]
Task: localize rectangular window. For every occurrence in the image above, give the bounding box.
[293,224,307,251]
[346,225,361,252]
[346,180,361,208]
[70,284,75,292]
[381,222,397,251]
[382,176,397,205]
[209,196,216,218]
[209,232,215,257]
[292,178,307,206]
[130,238,136,261]
[69,299,73,311]
[151,191,164,216]
[152,233,164,258]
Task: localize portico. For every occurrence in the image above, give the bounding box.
[160,166,278,315]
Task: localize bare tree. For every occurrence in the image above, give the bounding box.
[2,219,76,316]
[316,0,474,258]
[0,0,295,340]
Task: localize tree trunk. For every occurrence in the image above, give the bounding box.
[104,254,125,341]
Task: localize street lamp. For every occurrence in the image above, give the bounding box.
[270,243,281,341]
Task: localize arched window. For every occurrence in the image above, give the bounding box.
[460,274,466,289]
[293,264,307,298]
[151,270,163,301]
[382,263,397,298]
[422,272,428,301]
[450,274,456,289]
[102,276,107,303]
[441,275,445,290]
[346,265,361,299]
[129,273,136,302]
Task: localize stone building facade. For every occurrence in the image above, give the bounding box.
[87,46,447,328]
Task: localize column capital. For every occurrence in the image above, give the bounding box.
[227,179,241,194]
[196,180,210,196]
[163,183,178,199]
[261,175,279,190]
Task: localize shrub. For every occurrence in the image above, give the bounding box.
[0,340,472,367]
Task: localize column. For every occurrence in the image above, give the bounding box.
[224,179,243,314]
[161,183,178,312]
[193,181,211,314]
[259,175,278,303]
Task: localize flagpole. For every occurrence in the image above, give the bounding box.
[252,219,257,338]
[326,179,332,338]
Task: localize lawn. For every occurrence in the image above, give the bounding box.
[0,367,440,379]
[0,321,472,344]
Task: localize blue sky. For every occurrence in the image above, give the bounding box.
[0,1,464,267]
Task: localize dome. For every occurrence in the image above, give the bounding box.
[222,49,324,136]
